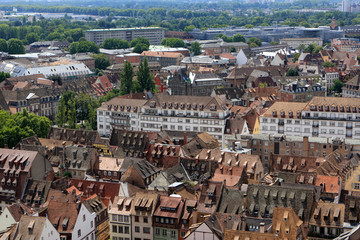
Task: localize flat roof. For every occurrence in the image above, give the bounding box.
[86,27,164,32]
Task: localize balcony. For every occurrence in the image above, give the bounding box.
[312,124,319,128]
[346,125,353,129]
[312,132,319,136]
[278,121,285,126]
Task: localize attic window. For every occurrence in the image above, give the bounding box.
[272,111,277,117]
[340,106,344,112]
[210,105,216,111]
[288,111,293,118]
[168,103,172,108]
[174,103,178,109]
[296,112,301,118]
[310,105,316,111]
[199,105,204,110]
[318,106,323,111]
[150,101,156,108]
[280,111,285,117]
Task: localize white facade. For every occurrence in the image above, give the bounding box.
[72,204,96,240]
[139,108,228,143]
[325,71,339,90]
[236,49,248,66]
[260,103,360,140]
[39,218,61,240]
[0,207,17,232]
[97,99,146,137]
[185,221,220,240]
[25,63,93,79]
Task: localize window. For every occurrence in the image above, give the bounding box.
[155,228,160,235]
[78,229,81,237]
[135,216,139,222]
[112,225,117,233]
[118,226,123,233]
[83,214,86,222]
[135,226,140,233]
[125,226,129,234]
[163,229,167,236]
[143,227,150,234]
[171,231,176,238]
[90,221,93,228]
[124,216,129,222]
[112,215,117,221]
[143,217,148,223]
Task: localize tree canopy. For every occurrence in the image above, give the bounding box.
[190,41,201,55]
[101,38,130,49]
[0,109,51,148]
[161,38,186,48]
[69,40,99,54]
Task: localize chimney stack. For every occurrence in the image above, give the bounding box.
[183,132,188,145]
[260,222,265,233]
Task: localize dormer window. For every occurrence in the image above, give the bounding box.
[280,111,285,117]
[340,106,344,112]
[352,107,356,112]
[325,106,329,111]
[272,111,277,117]
[180,104,184,109]
[296,112,301,118]
[168,103,172,109]
[193,104,197,110]
[310,105,316,111]
[318,106,323,111]
[199,105,204,110]
[150,101,156,108]
[288,111,293,118]
[346,106,351,112]
[162,103,166,109]
[210,105,216,111]
[174,103,178,109]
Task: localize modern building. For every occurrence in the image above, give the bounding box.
[280,37,323,49]
[190,26,344,43]
[260,97,360,139]
[85,27,165,46]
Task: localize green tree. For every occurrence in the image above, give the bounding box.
[69,42,79,54]
[136,57,154,92]
[77,40,99,53]
[190,41,201,55]
[67,99,77,129]
[233,34,245,43]
[270,41,279,45]
[161,38,186,48]
[292,52,301,63]
[297,44,306,51]
[331,79,344,93]
[304,43,317,53]
[314,46,323,53]
[56,97,66,127]
[0,72,10,82]
[130,37,150,48]
[244,24,254,29]
[0,39,8,52]
[25,32,39,44]
[101,38,129,49]
[92,54,110,70]
[247,37,262,47]
[132,43,149,54]
[323,61,335,68]
[7,38,25,54]
[286,68,299,76]
[184,25,196,32]
[120,61,134,95]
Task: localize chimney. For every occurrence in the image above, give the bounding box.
[116,158,119,166]
[183,132,188,145]
[260,222,265,233]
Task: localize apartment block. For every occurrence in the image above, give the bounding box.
[260,97,360,140]
[139,94,230,143]
[97,97,147,137]
[85,27,165,46]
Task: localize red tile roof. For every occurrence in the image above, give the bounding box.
[314,175,340,194]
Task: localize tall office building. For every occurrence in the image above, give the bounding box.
[85,27,165,46]
[342,0,351,12]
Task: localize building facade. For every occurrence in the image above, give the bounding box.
[260,97,360,140]
[85,27,165,46]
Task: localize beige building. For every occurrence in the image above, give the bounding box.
[109,196,133,240]
[131,192,159,240]
[85,27,165,46]
[280,37,323,49]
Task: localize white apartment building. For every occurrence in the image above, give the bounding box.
[97,98,146,137]
[260,97,360,139]
[324,67,339,90]
[85,27,165,46]
[139,94,230,143]
[109,196,132,240]
[97,94,230,143]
